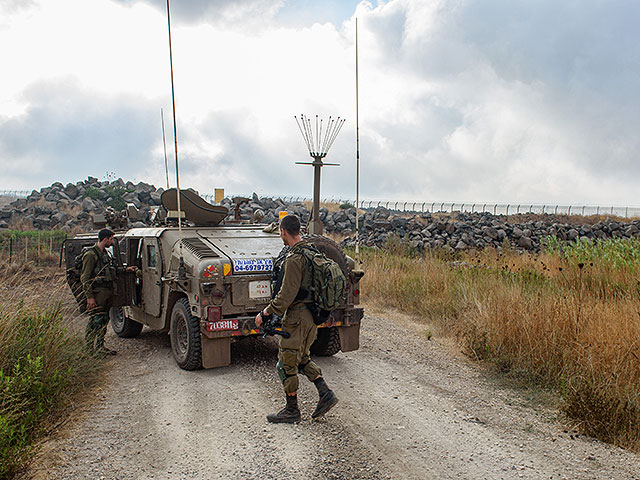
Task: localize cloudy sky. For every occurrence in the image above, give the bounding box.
[1,0,639,206]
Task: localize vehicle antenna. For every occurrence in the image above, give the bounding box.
[161,108,170,189]
[294,113,345,235]
[166,0,185,279]
[355,17,361,263]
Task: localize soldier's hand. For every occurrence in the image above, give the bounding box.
[87,298,97,310]
[126,266,138,273]
[255,313,263,328]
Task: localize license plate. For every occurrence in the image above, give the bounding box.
[233,258,273,273]
[206,319,239,331]
[249,280,271,299]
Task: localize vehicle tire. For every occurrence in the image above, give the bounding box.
[110,307,143,338]
[303,234,350,276]
[311,326,341,356]
[170,297,202,370]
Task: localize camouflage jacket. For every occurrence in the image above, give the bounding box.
[80,244,117,300]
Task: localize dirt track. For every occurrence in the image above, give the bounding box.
[26,308,640,480]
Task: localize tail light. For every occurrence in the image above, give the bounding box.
[207,306,221,322]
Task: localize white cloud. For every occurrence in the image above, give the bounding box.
[1,0,639,207]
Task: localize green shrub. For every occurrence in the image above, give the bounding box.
[0,301,100,478]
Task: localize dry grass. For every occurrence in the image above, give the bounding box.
[355,239,640,450]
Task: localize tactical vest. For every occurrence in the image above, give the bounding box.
[85,246,117,287]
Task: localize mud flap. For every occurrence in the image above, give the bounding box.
[338,324,360,352]
[201,336,231,368]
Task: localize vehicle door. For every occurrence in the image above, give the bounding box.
[110,237,135,308]
[141,237,163,317]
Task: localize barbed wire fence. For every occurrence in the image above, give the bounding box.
[202,193,640,219]
[3,190,639,218]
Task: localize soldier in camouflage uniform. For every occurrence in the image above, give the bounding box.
[80,228,120,356]
[255,215,338,423]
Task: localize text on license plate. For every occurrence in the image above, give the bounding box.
[206,319,239,332]
[249,280,271,299]
[233,258,273,273]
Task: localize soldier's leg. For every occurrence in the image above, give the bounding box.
[85,310,105,353]
[267,313,304,424]
[299,313,338,419]
[94,313,115,355]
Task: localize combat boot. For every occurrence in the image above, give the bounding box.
[312,377,338,419]
[267,394,301,424]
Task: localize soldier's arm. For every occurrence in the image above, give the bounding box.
[80,252,96,299]
[264,254,304,317]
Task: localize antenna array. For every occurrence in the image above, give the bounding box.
[295,114,346,159]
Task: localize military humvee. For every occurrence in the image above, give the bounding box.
[63,189,364,370]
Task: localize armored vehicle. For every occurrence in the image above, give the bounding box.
[63,189,364,370]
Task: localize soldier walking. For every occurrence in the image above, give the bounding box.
[255,214,338,423]
[80,228,133,356]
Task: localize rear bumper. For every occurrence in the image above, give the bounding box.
[200,306,364,339]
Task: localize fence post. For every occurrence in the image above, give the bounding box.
[542,205,545,214]
[493,204,497,215]
[431,202,435,212]
[626,206,628,218]
[25,237,28,263]
[582,205,585,216]
[568,205,572,215]
[506,205,510,216]
[596,206,599,215]
[403,201,407,211]
[422,202,426,213]
[450,202,455,212]
[9,237,12,263]
[482,203,486,213]
[440,202,444,212]
[611,206,614,215]
[517,204,520,214]
[461,203,465,212]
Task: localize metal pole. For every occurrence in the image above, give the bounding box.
[166,0,185,278]
[161,108,170,189]
[355,18,360,261]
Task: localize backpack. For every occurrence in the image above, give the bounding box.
[296,244,347,325]
[66,245,98,312]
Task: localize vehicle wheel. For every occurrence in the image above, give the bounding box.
[311,326,341,356]
[303,234,350,276]
[170,297,202,370]
[110,307,143,338]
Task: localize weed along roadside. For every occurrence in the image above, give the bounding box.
[0,264,103,479]
[353,236,640,451]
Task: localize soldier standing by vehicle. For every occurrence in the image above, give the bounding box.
[255,214,338,423]
[81,228,135,356]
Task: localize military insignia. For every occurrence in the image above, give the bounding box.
[203,265,218,278]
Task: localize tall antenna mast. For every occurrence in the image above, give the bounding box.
[166,0,185,279]
[294,114,346,234]
[161,108,170,189]
[355,18,361,263]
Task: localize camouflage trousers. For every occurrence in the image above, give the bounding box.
[85,311,110,353]
[277,306,323,394]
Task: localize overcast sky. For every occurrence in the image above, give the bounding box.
[1,0,639,206]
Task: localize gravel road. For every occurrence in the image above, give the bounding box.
[25,308,640,480]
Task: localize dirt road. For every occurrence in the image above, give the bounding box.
[27,308,639,480]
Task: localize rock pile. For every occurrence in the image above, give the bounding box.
[2,178,638,253]
[342,207,640,252]
[0,177,162,231]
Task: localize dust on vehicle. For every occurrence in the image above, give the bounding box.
[63,189,364,370]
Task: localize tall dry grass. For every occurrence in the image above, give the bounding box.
[0,263,101,478]
[355,237,640,450]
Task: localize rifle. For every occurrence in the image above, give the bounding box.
[261,313,290,338]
